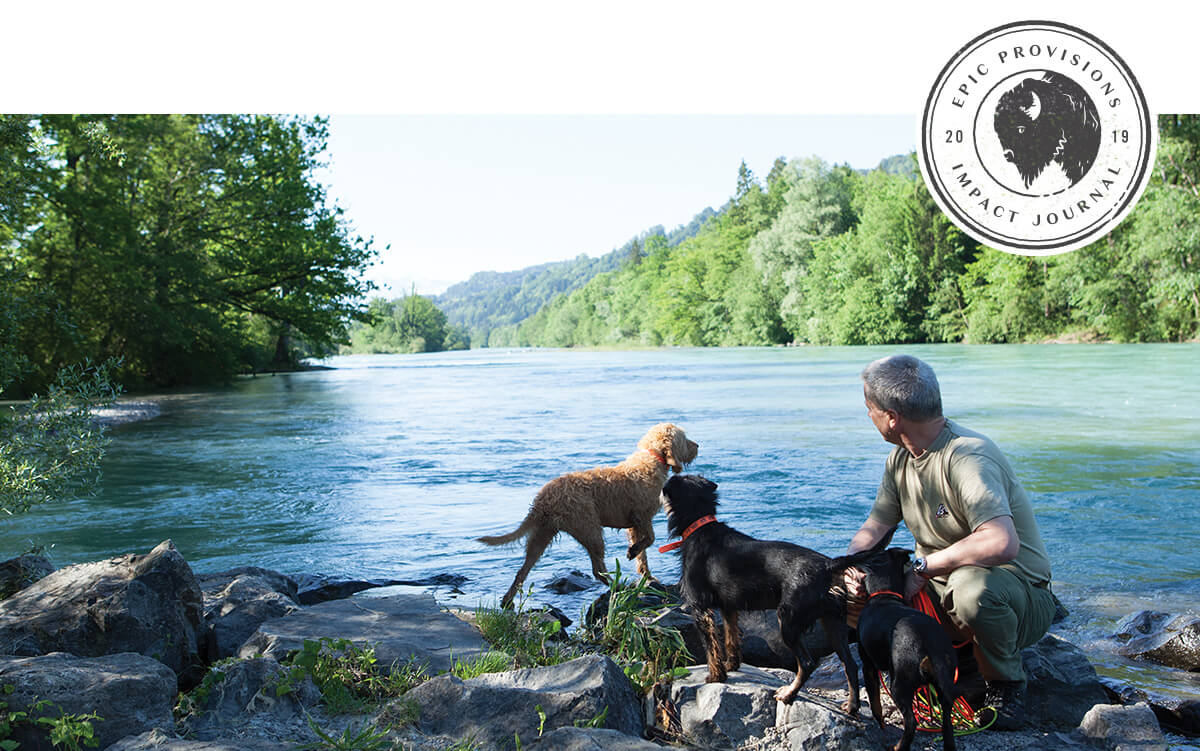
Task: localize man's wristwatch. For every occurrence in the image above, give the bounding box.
[911,556,930,578]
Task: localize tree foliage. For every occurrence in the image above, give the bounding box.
[503,120,1200,348]
[345,294,469,354]
[0,115,376,396]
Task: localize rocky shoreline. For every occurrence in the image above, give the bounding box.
[0,543,1196,751]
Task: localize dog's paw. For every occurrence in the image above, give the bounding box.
[773,685,798,704]
[704,671,727,684]
[840,698,860,715]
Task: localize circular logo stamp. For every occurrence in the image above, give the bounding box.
[919,21,1156,255]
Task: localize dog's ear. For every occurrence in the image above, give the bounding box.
[888,548,914,567]
[660,423,683,473]
[671,426,698,471]
[829,549,875,574]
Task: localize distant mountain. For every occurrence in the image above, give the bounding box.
[436,207,718,346]
[876,152,920,179]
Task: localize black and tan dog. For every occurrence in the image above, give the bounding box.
[660,474,860,709]
[838,544,959,751]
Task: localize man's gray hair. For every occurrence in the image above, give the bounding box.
[860,355,943,422]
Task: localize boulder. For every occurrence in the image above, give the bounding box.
[1022,633,1112,730]
[238,592,485,673]
[405,654,642,750]
[293,572,467,605]
[653,664,792,749]
[1114,611,1172,642]
[643,606,832,672]
[775,691,883,751]
[739,610,832,670]
[0,553,54,599]
[176,657,320,741]
[1100,675,1200,736]
[529,727,662,749]
[585,584,676,627]
[103,729,293,751]
[544,570,599,594]
[197,567,301,660]
[1115,612,1200,672]
[0,540,205,686]
[1080,702,1168,751]
[0,652,176,750]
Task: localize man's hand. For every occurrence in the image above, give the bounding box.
[903,568,927,601]
[842,566,867,628]
[843,566,867,598]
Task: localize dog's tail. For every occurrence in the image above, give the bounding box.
[477,517,534,546]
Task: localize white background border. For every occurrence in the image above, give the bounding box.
[5,1,1189,114]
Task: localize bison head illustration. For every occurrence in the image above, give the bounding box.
[993,72,1101,189]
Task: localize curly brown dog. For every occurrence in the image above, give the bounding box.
[478,423,698,607]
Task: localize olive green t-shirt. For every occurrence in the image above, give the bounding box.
[868,419,1052,585]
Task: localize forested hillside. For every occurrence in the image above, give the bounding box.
[510,117,1200,347]
[435,208,717,346]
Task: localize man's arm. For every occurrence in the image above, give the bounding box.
[920,515,1019,577]
[847,516,897,554]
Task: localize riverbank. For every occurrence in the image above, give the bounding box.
[1,543,1197,750]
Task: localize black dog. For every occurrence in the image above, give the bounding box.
[838,544,958,751]
[660,474,860,709]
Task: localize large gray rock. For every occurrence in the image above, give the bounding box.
[646,606,831,672]
[238,592,485,673]
[739,610,832,670]
[654,664,790,749]
[197,567,300,660]
[0,652,176,750]
[406,654,643,750]
[544,570,599,594]
[0,540,205,685]
[1023,633,1111,730]
[529,727,662,749]
[0,553,54,599]
[649,662,879,751]
[1080,702,1168,751]
[775,691,883,751]
[1100,674,1200,736]
[293,572,468,605]
[176,657,320,740]
[1115,611,1200,672]
[104,729,293,751]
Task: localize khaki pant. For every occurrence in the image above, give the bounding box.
[927,565,1056,682]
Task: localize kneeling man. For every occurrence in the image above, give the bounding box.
[845,354,1056,730]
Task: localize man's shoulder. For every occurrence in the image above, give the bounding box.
[942,420,1000,455]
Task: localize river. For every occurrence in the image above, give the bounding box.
[3,344,1198,694]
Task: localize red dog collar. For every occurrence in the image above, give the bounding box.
[868,590,906,601]
[643,448,667,466]
[659,515,717,552]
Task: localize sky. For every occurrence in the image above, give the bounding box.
[4,2,1190,300]
[318,115,917,296]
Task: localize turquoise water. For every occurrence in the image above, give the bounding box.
[3,345,1198,682]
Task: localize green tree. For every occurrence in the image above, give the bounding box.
[347,294,466,353]
[748,157,857,340]
[4,115,376,394]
